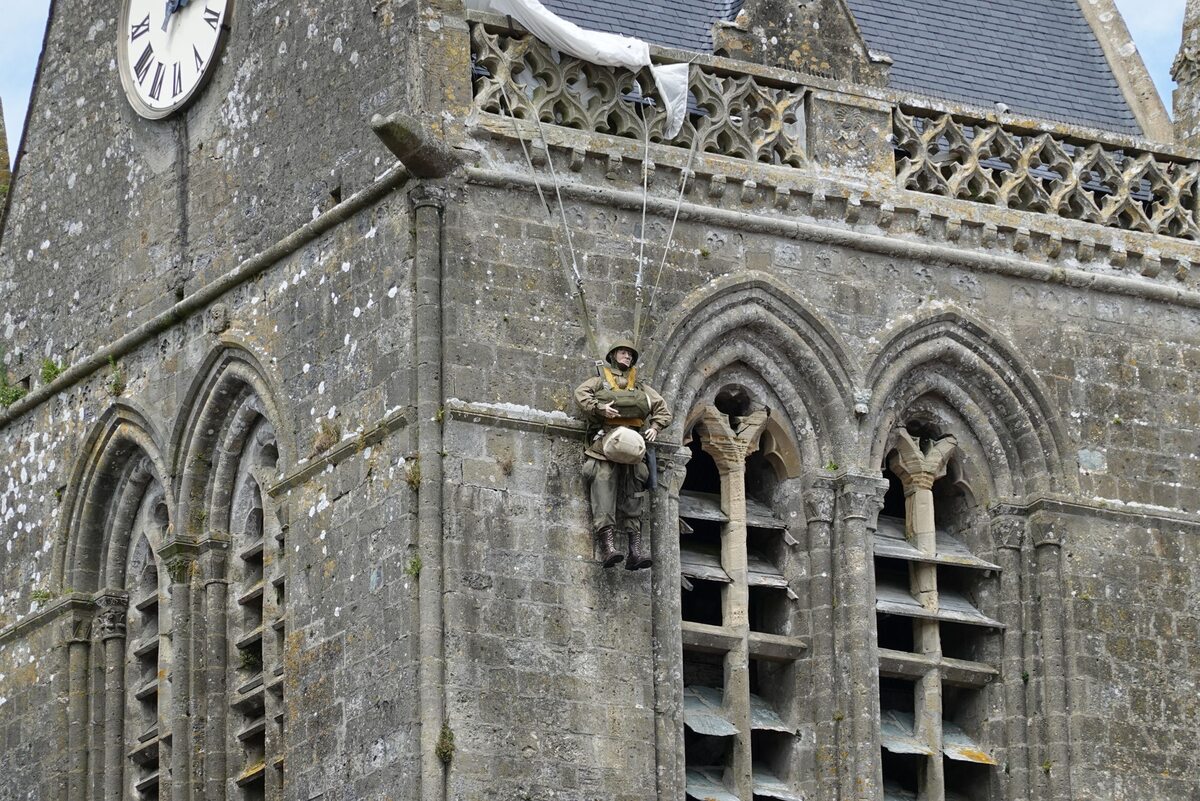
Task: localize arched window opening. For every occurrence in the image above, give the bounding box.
[679,393,807,801]
[876,426,1002,801]
[225,417,284,801]
[109,483,173,801]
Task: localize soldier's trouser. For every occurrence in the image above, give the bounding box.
[583,457,649,534]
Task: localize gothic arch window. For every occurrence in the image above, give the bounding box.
[121,493,172,800]
[173,351,289,801]
[57,411,177,801]
[678,386,808,801]
[875,424,1003,801]
[225,420,285,800]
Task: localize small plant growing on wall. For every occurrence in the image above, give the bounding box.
[313,419,341,455]
[0,377,25,408]
[39,358,64,385]
[0,350,27,408]
[106,356,126,396]
[435,724,455,764]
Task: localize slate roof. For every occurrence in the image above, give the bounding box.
[536,0,1142,136]
[844,0,1141,135]
[540,0,739,53]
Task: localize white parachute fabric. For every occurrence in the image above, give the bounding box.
[652,63,689,139]
[466,0,688,137]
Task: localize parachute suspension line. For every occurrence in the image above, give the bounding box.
[632,99,653,346]
[644,126,701,333]
[498,84,601,362]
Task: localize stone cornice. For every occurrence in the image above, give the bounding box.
[466,165,1200,312]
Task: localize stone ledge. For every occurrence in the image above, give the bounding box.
[0,593,94,646]
[446,399,584,436]
[267,407,408,497]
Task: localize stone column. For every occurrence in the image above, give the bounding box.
[651,444,690,801]
[698,406,769,801]
[888,432,956,801]
[163,549,197,801]
[411,182,450,801]
[990,511,1029,801]
[1173,0,1200,148]
[833,474,888,801]
[802,478,838,792]
[1030,515,1071,801]
[66,612,93,801]
[96,592,130,801]
[200,544,229,801]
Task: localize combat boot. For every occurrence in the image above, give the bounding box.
[625,528,652,570]
[596,526,622,568]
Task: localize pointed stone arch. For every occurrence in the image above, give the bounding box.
[54,401,174,591]
[169,340,292,800]
[169,341,293,537]
[644,272,859,470]
[52,400,178,801]
[865,310,1074,497]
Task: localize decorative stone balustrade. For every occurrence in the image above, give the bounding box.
[894,109,1200,240]
[469,19,1200,246]
[469,21,807,167]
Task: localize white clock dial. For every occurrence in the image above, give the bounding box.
[118,0,230,119]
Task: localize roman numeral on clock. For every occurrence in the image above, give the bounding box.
[130,14,150,41]
[134,43,155,85]
[149,62,166,100]
[204,6,220,30]
[194,44,205,71]
[172,63,183,97]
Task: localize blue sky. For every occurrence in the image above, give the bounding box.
[0,1,1190,164]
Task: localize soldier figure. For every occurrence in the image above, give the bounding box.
[575,339,673,570]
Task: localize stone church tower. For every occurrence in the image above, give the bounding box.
[0,2,1197,801]
[1176,0,1200,147]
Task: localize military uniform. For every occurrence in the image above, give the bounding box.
[575,341,672,569]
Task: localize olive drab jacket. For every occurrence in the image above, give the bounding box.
[575,363,673,461]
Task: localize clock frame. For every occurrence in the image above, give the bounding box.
[117,0,232,119]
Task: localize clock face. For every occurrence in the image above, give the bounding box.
[118,0,231,119]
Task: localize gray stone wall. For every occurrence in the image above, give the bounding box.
[2,1,1200,800]
[0,0,420,385]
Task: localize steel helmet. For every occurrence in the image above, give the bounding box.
[605,338,639,367]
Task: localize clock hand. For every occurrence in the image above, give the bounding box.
[162,0,177,31]
[161,0,185,31]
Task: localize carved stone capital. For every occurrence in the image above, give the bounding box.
[1029,517,1065,549]
[94,591,130,641]
[657,445,692,495]
[989,510,1027,551]
[887,429,957,490]
[197,533,231,583]
[66,612,93,645]
[804,476,838,525]
[696,405,769,474]
[159,540,200,585]
[409,183,449,211]
[836,474,889,528]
